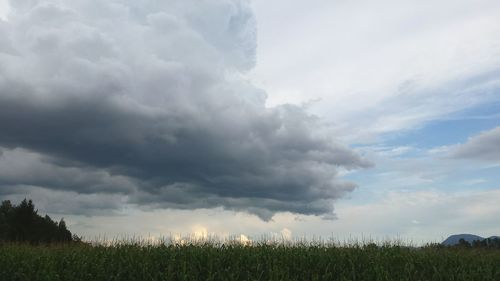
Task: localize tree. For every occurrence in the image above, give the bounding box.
[0,199,77,244]
[0,201,12,241]
[57,218,72,242]
[457,238,471,248]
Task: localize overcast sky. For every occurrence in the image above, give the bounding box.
[1,0,500,243]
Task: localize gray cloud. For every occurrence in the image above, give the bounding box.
[0,0,371,220]
[0,184,126,216]
[0,148,137,194]
[450,126,500,162]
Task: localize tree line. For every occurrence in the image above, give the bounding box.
[456,238,500,249]
[0,199,79,244]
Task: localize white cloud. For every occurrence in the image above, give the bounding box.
[239,234,252,245]
[191,225,209,240]
[251,0,500,142]
[280,228,292,241]
[0,0,9,20]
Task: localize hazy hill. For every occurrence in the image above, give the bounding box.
[442,234,484,246]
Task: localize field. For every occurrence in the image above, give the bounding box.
[1,240,500,281]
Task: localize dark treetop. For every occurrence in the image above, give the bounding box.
[0,199,75,244]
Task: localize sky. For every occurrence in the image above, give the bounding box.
[0,0,499,244]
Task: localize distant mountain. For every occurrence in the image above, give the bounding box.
[442,234,484,246]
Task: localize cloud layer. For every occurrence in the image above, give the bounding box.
[251,0,500,143]
[0,0,370,220]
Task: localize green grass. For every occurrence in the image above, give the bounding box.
[1,240,499,281]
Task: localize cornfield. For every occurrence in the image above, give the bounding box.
[1,239,499,281]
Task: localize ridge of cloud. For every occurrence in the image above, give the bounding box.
[0,0,370,220]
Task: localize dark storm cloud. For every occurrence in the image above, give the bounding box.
[0,148,137,194]
[0,0,371,220]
